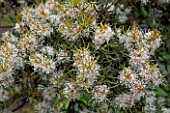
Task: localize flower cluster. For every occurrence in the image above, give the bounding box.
[0,32,23,86]
[115,27,164,108]
[34,101,55,113]
[143,91,156,113]
[41,46,55,56]
[73,48,100,88]
[57,0,96,40]
[162,107,170,113]
[91,85,109,102]
[114,93,135,108]
[63,82,80,99]
[29,53,55,74]
[93,23,114,49]
[16,0,96,41]
[42,86,56,101]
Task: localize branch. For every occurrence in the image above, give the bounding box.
[11,96,29,112]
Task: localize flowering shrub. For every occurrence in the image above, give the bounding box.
[0,0,170,112]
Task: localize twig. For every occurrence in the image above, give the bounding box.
[11,96,29,112]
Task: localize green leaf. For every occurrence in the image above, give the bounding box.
[114,108,123,113]
[166,98,170,107]
[74,104,79,111]
[163,54,170,61]
[156,87,168,97]
[4,16,13,24]
[63,99,70,109]
[58,102,63,109]
[163,80,170,91]
[167,65,170,73]
[80,96,88,105]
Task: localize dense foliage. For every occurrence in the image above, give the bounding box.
[0,0,170,113]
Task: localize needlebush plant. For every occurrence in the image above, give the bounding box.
[0,0,170,113]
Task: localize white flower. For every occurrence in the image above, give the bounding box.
[157,97,165,107]
[73,48,100,87]
[0,58,14,87]
[49,70,64,86]
[7,56,23,69]
[162,107,170,113]
[41,59,55,74]
[64,7,81,19]
[114,93,135,109]
[57,1,96,41]
[118,28,143,51]
[2,31,10,41]
[91,85,109,102]
[14,22,25,33]
[49,15,60,26]
[130,80,146,99]
[139,64,163,86]
[43,87,56,101]
[119,67,137,87]
[144,30,161,55]
[36,5,51,19]
[125,8,131,14]
[118,34,127,44]
[41,46,55,56]
[63,82,79,99]
[34,101,49,113]
[118,15,128,23]
[59,22,80,41]
[117,27,163,109]
[45,0,58,10]
[29,53,55,74]
[145,91,156,105]
[119,4,124,9]
[143,104,156,113]
[21,7,35,22]
[107,3,115,12]
[19,33,38,52]
[0,42,18,57]
[36,23,53,37]
[141,0,149,4]
[129,48,149,67]
[93,24,114,49]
